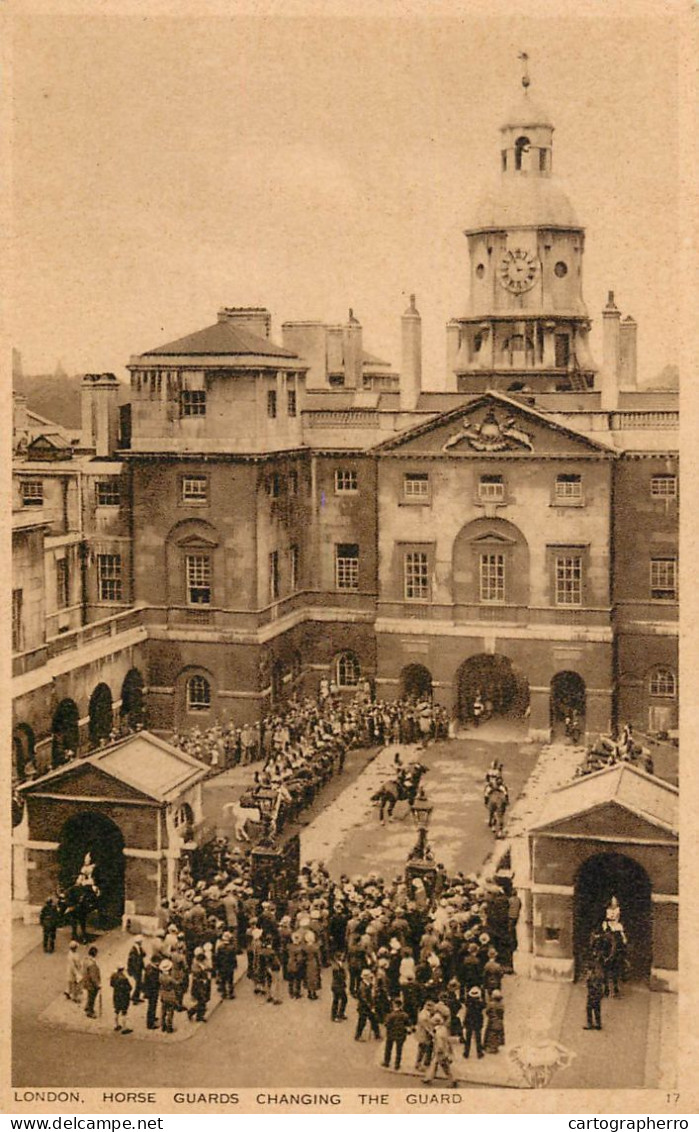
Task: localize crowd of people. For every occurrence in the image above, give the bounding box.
[171,693,451,773]
[575,722,655,778]
[47,838,521,1083]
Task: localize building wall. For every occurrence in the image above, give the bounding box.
[12,526,46,655]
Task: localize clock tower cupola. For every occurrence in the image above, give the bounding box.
[448,55,597,395]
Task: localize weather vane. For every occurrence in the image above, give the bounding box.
[518,50,531,90]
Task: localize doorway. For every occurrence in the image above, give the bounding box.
[58,811,126,928]
[456,653,529,723]
[574,852,652,982]
[401,663,433,701]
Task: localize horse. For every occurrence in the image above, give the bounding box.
[487,786,508,838]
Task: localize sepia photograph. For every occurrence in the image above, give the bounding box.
[6,1,688,1114]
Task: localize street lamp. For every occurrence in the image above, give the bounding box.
[405,787,437,898]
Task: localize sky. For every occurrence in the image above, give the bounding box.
[10,8,682,388]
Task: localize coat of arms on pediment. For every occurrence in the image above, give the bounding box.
[442,408,534,453]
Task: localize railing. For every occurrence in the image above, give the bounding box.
[377,601,612,628]
[163,591,378,632]
[13,607,145,678]
[304,410,380,428]
[611,411,678,430]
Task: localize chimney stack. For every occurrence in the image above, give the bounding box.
[81,373,120,456]
[619,315,638,390]
[400,294,422,411]
[600,290,621,410]
[343,309,363,390]
[217,307,272,339]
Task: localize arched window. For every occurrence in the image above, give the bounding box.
[336,652,361,688]
[514,136,530,171]
[649,669,676,698]
[187,674,211,712]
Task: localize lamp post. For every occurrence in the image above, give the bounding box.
[405,787,437,899]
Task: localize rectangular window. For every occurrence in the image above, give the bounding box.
[555,555,582,606]
[480,552,505,602]
[267,390,277,419]
[288,470,298,496]
[290,545,299,592]
[404,473,430,501]
[269,550,280,600]
[555,334,570,368]
[12,589,22,652]
[650,475,677,499]
[95,479,121,506]
[185,554,211,605]
[182,475,208,502]
[180,390,206,417]
[555,474,583,502]
[404,550,429,601]
[21,480,43,506]
[335,543,359,591]
[266,473,281,498]
[287,389,297,418]
[335,469,358,493]
[650,557,677,601]
[97,554,123,602]
[479,475,505,502]
[56,558,69,609]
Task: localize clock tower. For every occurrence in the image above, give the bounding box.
[448,64,597,394]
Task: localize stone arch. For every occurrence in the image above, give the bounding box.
[52,698,80,766]
[452,517,530,607]
[455,653,530,723]
[120,667,145,729]
[58,811,126,928]
[88,682,113,746]
[574,852,652,982]
[400,663,433,701]
[550,671,587,735]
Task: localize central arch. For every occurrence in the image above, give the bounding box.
[400,663,433,701]
[58,811,126,928]
[550,671,586,737]
[456,653,530,723]
[88,683,113,746]
[574,852,652,982]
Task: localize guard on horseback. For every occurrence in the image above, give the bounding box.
[484,762,509,838]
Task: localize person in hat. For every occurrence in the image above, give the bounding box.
[422,1013,459,1088]
[64,941,83,1004]
[483,988,505,1053]
[127,935,146,1004]
[483,946,504,1001]
[330,956,348,1022]
[110,964,132,1033]
[382,997,411,1071]
[159,959,178,1033]
[82,946,101,1019]
[214,931,238,1000]
[188,948,212,1023]
[287,930,306,999]
[143,955,161,1030]
[463,986,485,1059]
[583,963,604,1031]
[39,896,60,954]
[415,1000,436,1071]
[354,970,380,1041]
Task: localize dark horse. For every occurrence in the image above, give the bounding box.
[487,786,508,838]
[63,884,100,942]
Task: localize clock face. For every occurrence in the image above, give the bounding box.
[499,248,539,294]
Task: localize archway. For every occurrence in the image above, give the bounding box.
[456,653,529,723]
[52,698,80,766]
[574,852,652,982]
[58,811,126,928]
[88,683,113,746]
[550,671,586,737]
[120,668,145,729]
[13,722,35,782]
[401,663,433,702]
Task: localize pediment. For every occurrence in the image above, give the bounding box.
[175,533,219,549]
[535,800,677,842]
[375,393,614,459]
[22,761,156,804]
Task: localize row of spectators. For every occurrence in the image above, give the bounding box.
[171,695,451,772]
